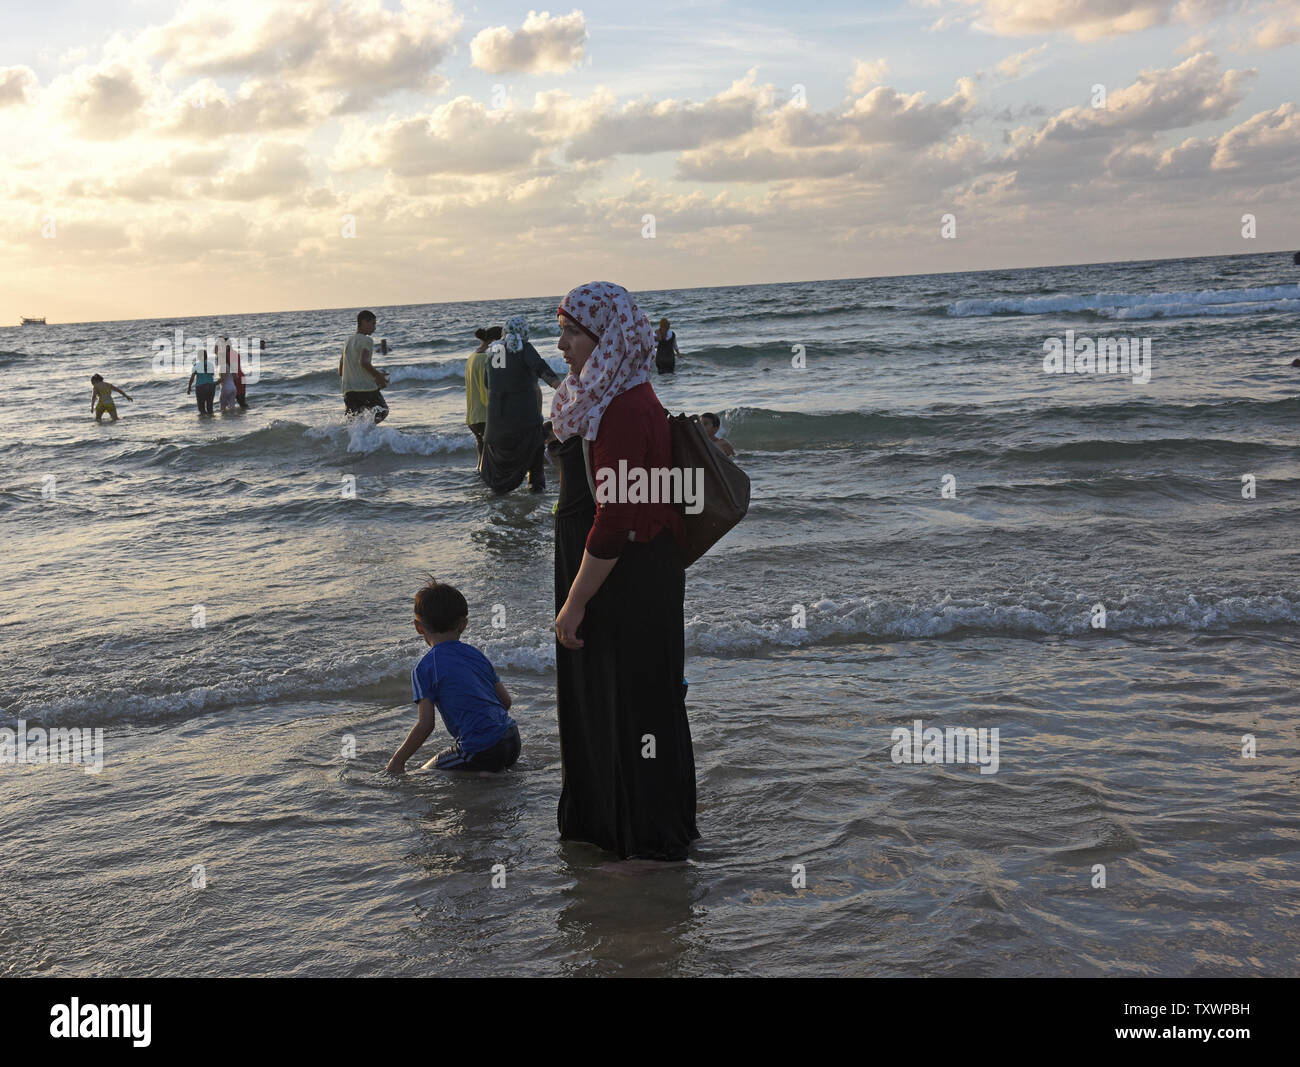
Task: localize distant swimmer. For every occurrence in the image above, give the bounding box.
[1291,357,1300,367]
[340,310,390,423]
[219,335,250,409]
[654,317,680,374]
[218,365,238,412]
[1293,251,1300,265]
[187,344,217,415]
[90,374,132,422]
[700,411,735,457]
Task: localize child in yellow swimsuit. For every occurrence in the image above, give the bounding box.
[91,374,132,422]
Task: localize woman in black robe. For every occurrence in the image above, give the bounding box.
[550,281,699,862]
[479,315,561,493]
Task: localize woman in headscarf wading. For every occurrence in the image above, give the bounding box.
[551,281,699,862]
[479,315,561,494]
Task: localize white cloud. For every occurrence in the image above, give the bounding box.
[995,44,1048,78]
[1245,7,1300,49]
[203,141,313,200]
[53,60,155,138]
[1093,100,1300,190]
[337,97,548,177]
[0,66,37,108]
[844,77,977,145]
[164,80,321,137]
[848,59,890,94]
[470,10,588,74]
[1179,33,1213,53]
[931,0,1234,41]
[1211,100,1300,172]
[140,0,460,110]
[675,76,978,182]
[996,52,1261,202]
[1011,52,1252,149]
[565,71,774,162]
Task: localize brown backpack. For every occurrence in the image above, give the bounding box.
[665,410,750,566]
[580,409,750,567]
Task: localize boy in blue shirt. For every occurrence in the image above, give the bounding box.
[386,579,521,774]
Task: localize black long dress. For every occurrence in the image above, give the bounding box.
[655,332,676,374]
[480,341,551,493]
[553,435,699,861]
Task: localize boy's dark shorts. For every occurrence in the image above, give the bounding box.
[432,724,521,772]
[344,389,389,423]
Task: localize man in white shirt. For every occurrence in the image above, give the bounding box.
[339,310,391,422]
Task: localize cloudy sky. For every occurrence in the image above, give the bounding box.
[3,0,1299,322]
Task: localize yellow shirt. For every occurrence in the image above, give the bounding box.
[465,349,489,425]
[341,332,376,394]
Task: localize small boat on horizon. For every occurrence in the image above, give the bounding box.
[20,316,47,326]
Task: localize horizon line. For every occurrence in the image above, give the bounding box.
[8,246,1297,329]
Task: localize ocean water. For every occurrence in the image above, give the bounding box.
[2,251,1298,977]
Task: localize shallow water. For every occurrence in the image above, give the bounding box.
[2,251,1298,976]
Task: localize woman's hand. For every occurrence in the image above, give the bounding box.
[556,552,616,649]
[555,597,585,649]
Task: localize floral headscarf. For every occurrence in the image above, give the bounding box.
[504,315,529,354]
[550,282,653,441]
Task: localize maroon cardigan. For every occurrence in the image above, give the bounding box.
[585,381,687,560]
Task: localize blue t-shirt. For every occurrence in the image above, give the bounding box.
[410,640,514,755]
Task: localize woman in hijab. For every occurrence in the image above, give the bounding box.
[480,315,562,493]
[550,282,698,862]
[654,317,680,374]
